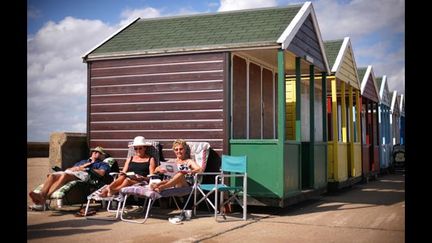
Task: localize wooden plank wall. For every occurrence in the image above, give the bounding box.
[285,78,296,140]
[337,46,359,90]
[88,52,227,166]
[287,15,325,72]
[362,75,379,102]
[382,81,391,106]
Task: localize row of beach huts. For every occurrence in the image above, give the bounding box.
[81,2,405,207]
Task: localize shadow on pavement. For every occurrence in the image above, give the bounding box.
[246,173,404,217]
[27,218,115,240]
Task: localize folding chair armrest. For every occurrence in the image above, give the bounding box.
[216,174,246,178]
[193,172,222,180]
[215,174,247,186]
[195,172,222,176]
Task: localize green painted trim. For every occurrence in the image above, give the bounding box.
[277,49,286,197]
[230,143,284,197]
[277,49,286,145]
[230,139,278,144]
[284,140,302,145]
[295,57,301,142]
[295,120,301,140]
[309,65,315,187]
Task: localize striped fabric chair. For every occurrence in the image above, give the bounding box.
[83,140,160,219]
[118,141,211,223]
[31,157,119,210]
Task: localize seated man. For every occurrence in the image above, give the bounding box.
[29,146,111,206]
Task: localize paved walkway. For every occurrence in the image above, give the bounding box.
[27,158,405,242]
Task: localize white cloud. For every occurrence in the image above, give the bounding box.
[218,0,277,11]
[351,36,404,95]
[313,0,404,95]
[119,7,161,26]
[314,0,404,40]
[27,17,116,141]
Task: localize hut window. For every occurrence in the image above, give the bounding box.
[353,106,358,142]
[231,55,276,139]
[301,78,310,141]
[346,99,351,142]
[337,102,342,142]
[372,103,379,146]
[361,103,367,144]
[249,63,261,139]
[314,80,323,142]
[327,97,332,141]
[232,55,247,139]
[262,68,275,139]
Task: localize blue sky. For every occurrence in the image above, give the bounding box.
[27,0,405,142]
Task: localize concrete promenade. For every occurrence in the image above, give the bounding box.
[27,158,405,242]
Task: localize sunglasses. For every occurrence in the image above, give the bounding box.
[174,147,184,152]
[134,147,144,150]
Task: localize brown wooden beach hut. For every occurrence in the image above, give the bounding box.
[357,65,380,182]
[82,2,330,207]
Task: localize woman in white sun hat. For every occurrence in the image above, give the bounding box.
[99,136,156,197]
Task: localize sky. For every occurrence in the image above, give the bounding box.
[27,0,405,142]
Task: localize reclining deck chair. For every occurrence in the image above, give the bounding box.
[31,156,119,210]
[84,140,160,220]
[118,141,211,224]
[194,155,248,221]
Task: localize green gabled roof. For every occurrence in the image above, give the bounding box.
[376,77,383,90]
[357,67,367,81]
[89,5,302,58]
[323,40,343,69]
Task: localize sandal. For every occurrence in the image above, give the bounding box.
[28,203,46,211]
[75,208,96,217]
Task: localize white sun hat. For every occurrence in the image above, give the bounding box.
[128,136,153,147]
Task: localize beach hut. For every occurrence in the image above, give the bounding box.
[390,91,400,145]
[323,37,362,190]
[357,66,380,181]
[376,76,392,173]
[399,94,405,145]
[82,2,330,207]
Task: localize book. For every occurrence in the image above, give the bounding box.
[120,171,136,177]
[159,161,179,177]
[160,161,190,177]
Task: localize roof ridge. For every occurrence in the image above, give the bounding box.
[137,4,303,22]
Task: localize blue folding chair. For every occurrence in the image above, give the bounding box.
[194,155,247,221]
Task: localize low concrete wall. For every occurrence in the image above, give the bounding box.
[49,132,88,170]
[27,142,49,158]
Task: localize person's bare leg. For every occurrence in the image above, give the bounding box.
[109,178,136,195]
[30,173,60,204]
[155,173,188,192]
[150,180,168,190]
[100,176,127,197]
[29,191,44,204]
[45,173,77,199]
